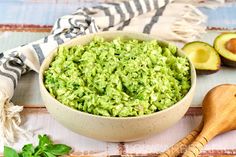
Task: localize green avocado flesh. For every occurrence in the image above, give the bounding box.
[214,33,236,67]
[44,37,191,117]
[182,41,221,73]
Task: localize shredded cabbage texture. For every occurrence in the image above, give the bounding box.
[44,37,191,117]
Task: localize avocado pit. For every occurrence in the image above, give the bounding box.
[225,38,236,54]
[214,33,236,67]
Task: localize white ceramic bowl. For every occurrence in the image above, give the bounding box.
[39,31,196,142]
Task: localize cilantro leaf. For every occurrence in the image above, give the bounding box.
[38,134,53,148]
[44,152,56,157]
[4,134,72,157]
[19,151,34,157]
[45,144,72,155]
[22,144,34,154]
[4,146,19,157]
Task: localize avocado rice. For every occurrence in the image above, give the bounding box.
[44,37,191,117]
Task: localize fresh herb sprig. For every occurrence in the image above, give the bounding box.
[4,134,72,157]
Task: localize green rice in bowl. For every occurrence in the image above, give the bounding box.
[44,36,191,117]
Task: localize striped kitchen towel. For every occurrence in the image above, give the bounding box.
[0,0,209,144]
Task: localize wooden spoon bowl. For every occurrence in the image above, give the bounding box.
[182,84,236,157]
[160,84,236,157]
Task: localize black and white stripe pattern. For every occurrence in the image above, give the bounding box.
[143,5,166,34]
[0,0,166,143]
[0,0,207,144]
[0,0,166,90]
[0,52,3,59]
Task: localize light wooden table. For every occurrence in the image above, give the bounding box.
[2,31,234,157]
[0,1,236,156]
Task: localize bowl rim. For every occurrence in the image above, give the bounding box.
[39,31,196,120]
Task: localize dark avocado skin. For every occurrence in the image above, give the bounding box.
[183,41,221,75]
[221,56,236,67]
[214,33,236,67]
[196,69,220,75]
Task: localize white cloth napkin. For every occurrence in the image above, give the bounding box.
[0,0,208,144]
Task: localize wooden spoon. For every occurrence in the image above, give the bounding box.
[160,84,236,157]
[159,122,203,157]
[182,84,236,157]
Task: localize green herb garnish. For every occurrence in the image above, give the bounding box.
[4,135,72,157]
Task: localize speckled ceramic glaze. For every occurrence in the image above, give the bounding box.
[39,31,196,142]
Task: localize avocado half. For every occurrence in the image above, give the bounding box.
[182,41,221,74]
[214,33,236,67]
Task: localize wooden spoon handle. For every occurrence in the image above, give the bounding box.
[159,122,203,157]
[182,134,210,157]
